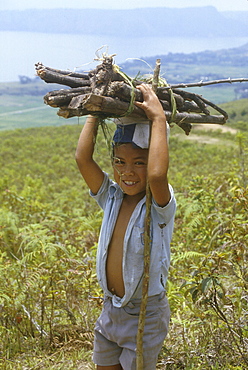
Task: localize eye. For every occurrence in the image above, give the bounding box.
[113,157,125,167]
[135,161,146,166]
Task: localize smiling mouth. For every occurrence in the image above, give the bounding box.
[123,180,137,186]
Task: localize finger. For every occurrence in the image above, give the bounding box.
[134,101,143,107]
[136,83,150,91]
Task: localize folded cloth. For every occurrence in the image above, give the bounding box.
[113,117,170,149]
[113,122,150,149]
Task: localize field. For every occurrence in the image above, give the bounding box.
[0,78,247,369]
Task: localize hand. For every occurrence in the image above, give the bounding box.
[134,84,166,122]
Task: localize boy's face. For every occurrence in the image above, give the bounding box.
[112,143,148,199]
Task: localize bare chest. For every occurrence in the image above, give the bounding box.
[106,200,137,297]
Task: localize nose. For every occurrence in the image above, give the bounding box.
[121,164,135,176]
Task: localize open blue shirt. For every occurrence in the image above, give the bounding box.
[91,172,176,308]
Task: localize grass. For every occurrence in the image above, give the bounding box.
[188,85,238,104]
[0,80,247,369]
[1,348,94,370]
[0,121,247,369]
[0,94,80,130]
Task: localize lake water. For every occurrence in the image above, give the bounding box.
[1,31,247,82]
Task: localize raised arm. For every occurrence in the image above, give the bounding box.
[135,84,170,207]
[75,115,104,195]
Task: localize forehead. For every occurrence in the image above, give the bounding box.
[113,143,148,159]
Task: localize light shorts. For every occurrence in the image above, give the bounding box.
[93,291,170,370]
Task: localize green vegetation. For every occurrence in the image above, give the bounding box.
[0,77,248,368]
[121,43,248,83]
[0,110,247,368]
[0,82,79,130]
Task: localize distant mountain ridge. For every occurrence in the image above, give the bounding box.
[0,7,248,37]
[119,42,248,87]
[130,42,248,69]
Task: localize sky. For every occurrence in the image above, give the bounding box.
[0,0,248,12]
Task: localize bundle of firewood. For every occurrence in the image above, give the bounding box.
[35,55,229,135]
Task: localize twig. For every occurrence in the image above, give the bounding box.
[152,59,161,92]
[210,284,248,365]
[37,63,90,79]
[163,77,248,90]
[22,304,48,336]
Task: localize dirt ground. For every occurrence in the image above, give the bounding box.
[192,123,237,134]
[175,123,237,144]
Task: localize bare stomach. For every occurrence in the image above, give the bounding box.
[105,196,138,298]
[106,241,125,297]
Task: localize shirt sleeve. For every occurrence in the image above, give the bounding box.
[90,172,114,210]
[152,184,176,225]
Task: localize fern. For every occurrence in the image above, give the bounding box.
[172,250,206,264]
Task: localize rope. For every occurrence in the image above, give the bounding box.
[159,75,177,124]
[113,64,136,116]
[168,87,177,124]
[136,59,161,370]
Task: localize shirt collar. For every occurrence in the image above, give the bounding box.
[108,181,123,199]
[108,181,147,208]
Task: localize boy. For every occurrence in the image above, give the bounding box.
[75,84,176,370]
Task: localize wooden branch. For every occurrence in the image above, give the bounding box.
[157,90,185,110]
[164,77,248,89]
[107,81,143,102]
[178,101,203,113]
[44,87,91,107]
[108,81,185,109]
[90,56,115,96]
[48,92,226,135]
[57,107,88,118]
[35,56,236,136]
[172,89,210,115]
[107,82,212,116]
[198,95,229,119]
[44,88,210,117]
[68,94,226,123]
[165,111,226,124]
[38,63,90,79]
[35,63,90,88]
[159,100,171,111]
[152,58,161,92]
[69,94,147,117]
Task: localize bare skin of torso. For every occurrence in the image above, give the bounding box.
[106,196,139,298]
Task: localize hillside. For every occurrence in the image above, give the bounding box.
[0,116,247,368]
[0,7,247,37]
[0,6,247,363]
[121,42,248,75]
